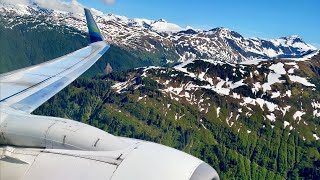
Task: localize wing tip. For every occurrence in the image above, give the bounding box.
[84,8,104,43]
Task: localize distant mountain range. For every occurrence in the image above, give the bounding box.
[0,2,317,64]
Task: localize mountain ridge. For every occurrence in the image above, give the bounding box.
[0,2,317,63]
[112,56,320,139]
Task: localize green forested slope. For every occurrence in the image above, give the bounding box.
[34,75,320,179]
[0,19,87,73]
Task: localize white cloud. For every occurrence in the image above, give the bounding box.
[100,0,115,5]
[0,0,104,15]
[36,0,85,14]
[1,0,29,5]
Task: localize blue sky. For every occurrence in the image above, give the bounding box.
[75,0,319,48]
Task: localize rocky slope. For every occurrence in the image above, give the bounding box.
[112,53,320,141]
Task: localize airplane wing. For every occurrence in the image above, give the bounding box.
[0,8,109,114]
[0,8,220,180]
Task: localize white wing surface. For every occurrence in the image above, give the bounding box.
[0,9,108,114]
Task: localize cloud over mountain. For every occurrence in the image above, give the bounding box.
[1,0,29,5]
[100,0,115,5]
[0,0,104,15]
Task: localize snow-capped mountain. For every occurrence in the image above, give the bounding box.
[0,1,317,63]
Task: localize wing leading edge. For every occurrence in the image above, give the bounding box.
[0,9,109,113]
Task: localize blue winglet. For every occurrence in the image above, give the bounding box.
[84,8,104,43]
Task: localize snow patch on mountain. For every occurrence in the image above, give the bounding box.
[293,111,305,123]
[269,62,286,75]
[288,75,315,87]
[150,19,184,32]
[262,72,284,92]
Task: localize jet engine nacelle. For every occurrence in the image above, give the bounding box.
[0,108,219,180]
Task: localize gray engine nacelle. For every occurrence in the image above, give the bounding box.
[0,109,129,151]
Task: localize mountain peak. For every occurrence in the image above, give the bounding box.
[290,35,300,38]
[209,27,230,33]
[270,35,316,51]
[154,18,167,23]
[279,35,302,41]
[177,29,199,35]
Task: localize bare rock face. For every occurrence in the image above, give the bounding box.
[104,63,113,75]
